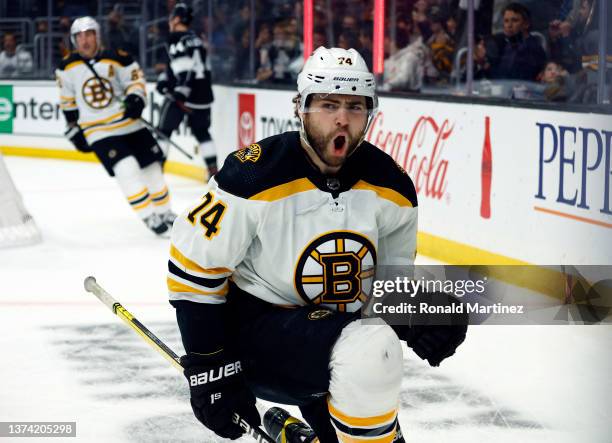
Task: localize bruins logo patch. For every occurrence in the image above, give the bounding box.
[82,76,113,109]
[308,309,333,320]
[294,231,377,312]
[234,143,261,163]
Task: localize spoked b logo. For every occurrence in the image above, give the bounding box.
[294,231,377,312]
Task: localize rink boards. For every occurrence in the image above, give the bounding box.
[0,80,610,270]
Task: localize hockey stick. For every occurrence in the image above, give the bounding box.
[83,276,275,443]
[138,117,194,160]
[79,57,194,161]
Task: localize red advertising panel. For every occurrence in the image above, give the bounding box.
[238,93,256,148]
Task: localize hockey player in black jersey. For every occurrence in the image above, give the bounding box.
[156,3,217,180]
[168,47,468,442]
[56,17,176,235]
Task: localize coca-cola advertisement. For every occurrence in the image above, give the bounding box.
[366,112,452,202]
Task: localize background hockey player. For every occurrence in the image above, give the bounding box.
[56,17,176,236]
[156,3,217,180]
[168,47,467,441]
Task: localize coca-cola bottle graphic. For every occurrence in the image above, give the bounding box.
[480,116,492,219]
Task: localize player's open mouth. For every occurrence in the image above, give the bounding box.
[332,135,347,156]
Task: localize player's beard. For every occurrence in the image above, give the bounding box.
[304,117,363,168]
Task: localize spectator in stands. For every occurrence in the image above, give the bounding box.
[0,33,33,78]
[313,27,327,49]
[337,30,359,51]
[358,21,374,70]
[104,3,138,56]
[427,7,454,84]
[256,20,300,84]
[476,2,546,81]
[381,28,432,92]
[539,60,569,101]
[234,28,259,81]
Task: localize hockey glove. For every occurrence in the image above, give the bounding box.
[181,351,260,440]
[394,292,468,367]
[123,94,145,119]
[65,125,91,152]
[156,79,171,95]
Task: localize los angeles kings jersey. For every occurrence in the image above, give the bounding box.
[55,49,147,144]
[163,31,213,108]
[168,131,418,312]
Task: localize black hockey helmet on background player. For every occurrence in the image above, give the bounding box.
[170,3,193,26]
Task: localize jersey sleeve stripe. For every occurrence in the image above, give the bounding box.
[167,276,228,296]
[248,178,317,201]
[125,82,146,94]
[170,244,232,276]
[352,180,414,207]
[170,56,195,74]
[83,118,138,137]
[168,260,228,289]
[80,110,126,128]
[63,60,85,71]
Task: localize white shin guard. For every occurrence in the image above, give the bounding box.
[328,319,403,441]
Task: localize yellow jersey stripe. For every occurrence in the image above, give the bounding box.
[167,276,228,296]
[249,178,317,201]
[170,244,232,275]
[83,118,137,137]
[336,431,396,443]
[125,83,145,94]
[81,110,125,128]
[150,187,169,199]
[64,60,85,71]
[127,188,149,202]
[352,180,413,207]
[328,401,397,428]
[98,58,123,67]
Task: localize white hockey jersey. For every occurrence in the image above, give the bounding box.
[168,131,418,312]
[55,49,147,144]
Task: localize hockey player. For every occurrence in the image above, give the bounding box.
[156,3,217,180]
[56,16,176,235]
[168,47,467,442]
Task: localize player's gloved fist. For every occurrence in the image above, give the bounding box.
[123,94,145,119]
[181,351,260,440]
[394,292,468,367]
[64,125,91,152]
[156,79,171,95]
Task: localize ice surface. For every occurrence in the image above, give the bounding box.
[0,157,610,442]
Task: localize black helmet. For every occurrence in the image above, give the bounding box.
[170,3,193,25]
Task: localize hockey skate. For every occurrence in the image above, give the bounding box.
[143,213,169,236]
[160,210,178,229]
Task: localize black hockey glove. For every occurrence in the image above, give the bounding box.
[182,351,260,440]
[64,125,91,152]
[394,292,468,367]
[156,79,171,95]
[123,94,145,119]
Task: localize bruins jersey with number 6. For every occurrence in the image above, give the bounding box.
[55,49,146,144]
[168,131,418,312]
